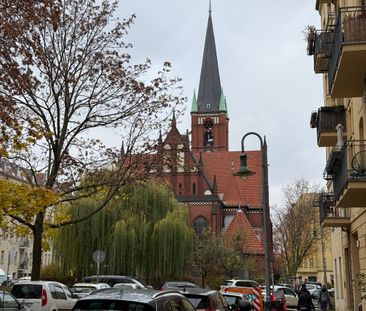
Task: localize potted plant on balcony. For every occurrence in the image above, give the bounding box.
[303,25,316,55]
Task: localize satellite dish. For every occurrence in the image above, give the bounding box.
[351,150,366,171]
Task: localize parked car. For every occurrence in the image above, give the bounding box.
[0,291,32,310]
[82,275,147,288]
[72,288,196,311]
[272,286,298,308]
[11,280,77,311]
[70,282,110,298]
[113,283,142,289]
[304,282,321,295]
[160,281,199,290]
[221,279,260,289]
[221,291,253,310]
[263,289,286,311]
[275,283,297,293]
[180,287,230,311]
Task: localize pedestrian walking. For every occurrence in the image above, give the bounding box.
[318,286,332,311]
[297,285,315,311]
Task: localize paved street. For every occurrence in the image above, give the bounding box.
[287,299,321,310]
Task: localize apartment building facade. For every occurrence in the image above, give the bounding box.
[310,0,366,310]
[0,159,52,281]
[297,226,334,287]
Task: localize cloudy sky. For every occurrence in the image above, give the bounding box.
[115,0,326,208]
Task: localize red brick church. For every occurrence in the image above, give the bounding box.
[154,9,271,274]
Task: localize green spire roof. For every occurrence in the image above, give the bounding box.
[219,89,226,112]
[191,90,198,113]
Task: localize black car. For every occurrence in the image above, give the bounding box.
[180,288,230,311]
[72,288,196,311]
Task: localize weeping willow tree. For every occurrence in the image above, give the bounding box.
[53,181,192,285]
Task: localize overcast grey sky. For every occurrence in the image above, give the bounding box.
[115,1,325,207]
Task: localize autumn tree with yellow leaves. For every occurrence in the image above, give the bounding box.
[0,0,185,280]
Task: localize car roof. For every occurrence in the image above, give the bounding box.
[79,288,184,303]
[163,281,198,287]
[72,282,109,287]
[273,285,295,291]
[12,280,65,286]
[180,288,218,296]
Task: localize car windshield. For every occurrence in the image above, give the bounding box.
[222,281,234,286]
[223,296,239,305]
[12,284,42,299]
[273,290,284,299]
[73,300,154,311]
[184,295,209,309]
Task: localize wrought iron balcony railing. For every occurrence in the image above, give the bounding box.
[328,6,366,96]
[313,30,333,73]
[326,140,366,206]
[319,192,350,227]
[310,106,346,147]
[319,193,335,223]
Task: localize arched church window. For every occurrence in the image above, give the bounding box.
[192,183,196,195]
[192,216,208,234]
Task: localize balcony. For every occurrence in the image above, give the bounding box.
[18,260,29,270]
[310,106,346,147]
[19,239,30,248]
[327,140,366,207]
[319,193,350,227]
[313,31,333,73]
[327,6,366,98]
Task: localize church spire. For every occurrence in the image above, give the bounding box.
[197,5,221,113]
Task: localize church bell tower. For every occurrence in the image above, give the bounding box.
[191,5,229,153]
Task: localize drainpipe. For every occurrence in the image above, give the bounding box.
[347,229,355,311]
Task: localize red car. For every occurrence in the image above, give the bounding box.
[270,289,287,311]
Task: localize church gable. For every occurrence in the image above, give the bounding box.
[224,209,263,255]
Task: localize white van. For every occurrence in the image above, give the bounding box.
[11,280,77,311]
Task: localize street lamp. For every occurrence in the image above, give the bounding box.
[234,132,271,310]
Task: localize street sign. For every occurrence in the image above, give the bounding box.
[92,250,105,263]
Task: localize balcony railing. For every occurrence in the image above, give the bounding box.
[18,260,29,270]
[310,106,346,147]
[327,6,366,97]
[19,239,30,248]
[328,140,366,207]
[319,193,350,227]
[313,31,333,73]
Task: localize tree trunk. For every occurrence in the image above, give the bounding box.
[31,212,44,280]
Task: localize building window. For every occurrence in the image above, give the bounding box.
[309,257,314,268]
[0,251,4,264]
[192,216,209,234]
[192,183,196,195]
